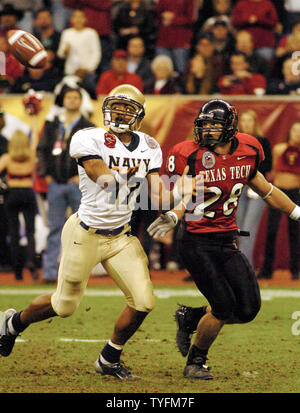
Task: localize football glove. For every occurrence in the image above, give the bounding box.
[147,211,178,239]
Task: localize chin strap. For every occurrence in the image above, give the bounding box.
[110,124,130,134]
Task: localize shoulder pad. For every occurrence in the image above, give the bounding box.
[144,134,159,149]
[80,127,97,132]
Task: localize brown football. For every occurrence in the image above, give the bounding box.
[7,30,47,69]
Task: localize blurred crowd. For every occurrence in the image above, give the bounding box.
[0,0,299,283]
[0,0,300,98]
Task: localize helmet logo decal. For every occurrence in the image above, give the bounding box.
[199,112,214,120]
[104,132,116,149]
[202,151,216,169]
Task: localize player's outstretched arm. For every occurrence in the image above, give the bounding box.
[147,166,202,211]
[147,171,206,239]
[83,158,116,187]
[82,158,138,189]
[248,171,300,220]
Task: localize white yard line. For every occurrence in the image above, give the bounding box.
[15,338,162,343]
[1,288,300,300]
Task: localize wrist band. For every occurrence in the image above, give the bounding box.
[289,205,300,221]
[262,184,273,200]
[166,211,178,226]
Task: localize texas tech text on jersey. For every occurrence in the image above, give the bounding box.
[166,132,264,233]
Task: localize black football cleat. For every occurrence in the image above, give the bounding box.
[183,356,213,380]
[94,358,139,381]
[0,309,18,357]
[175,305,198,357]
[184,345,213,379]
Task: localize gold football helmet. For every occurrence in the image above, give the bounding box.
[102,84,146,133]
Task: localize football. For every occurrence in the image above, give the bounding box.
[7,30,47,69]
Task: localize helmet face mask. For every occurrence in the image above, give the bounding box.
[194,99,238,148]
[103,85,146,133]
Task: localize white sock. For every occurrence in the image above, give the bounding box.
[7,317,18,336]
[108,340,123,351]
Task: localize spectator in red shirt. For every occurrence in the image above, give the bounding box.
[232,0,279,62]
[276,19,300,58]
[155,0,197,75]
[63,0,112,74]
[218,51,266,95]
[96,49,143,96]
[0,4,23,36]
[0,34,24,93]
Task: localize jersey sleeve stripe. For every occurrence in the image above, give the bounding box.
[186,149,200,177]
[77,155,102,167]
[148,167,160,175]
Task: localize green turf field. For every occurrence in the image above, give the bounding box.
[0,285,300,394]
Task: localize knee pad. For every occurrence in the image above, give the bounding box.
[51,280,84,318]
[211,297,236,321]
[211,308,233,321]
[236,303,261,323]
[127,279,155,313]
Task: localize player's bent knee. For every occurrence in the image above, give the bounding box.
[211,309,233,321]
[54,299,79,318]
[237,304,261,323]
[51,280,84,318]
[128,280,155,312]
[129,296,155,313]
[211,302,235,321]
[142,299,155,313]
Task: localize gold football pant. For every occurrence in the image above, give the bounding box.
[51,214,154,317]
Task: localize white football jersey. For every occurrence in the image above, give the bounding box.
[70,127,162,229]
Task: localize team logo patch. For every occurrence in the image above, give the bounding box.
[202,151,216,169]
[145,135,158,149]
[104,132,116,148]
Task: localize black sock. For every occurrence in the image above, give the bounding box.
[11,311,29,333]
[192,306,207,320]
[101,342,122,364]
[187,345,208,365]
